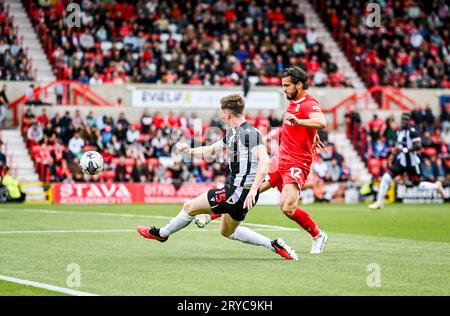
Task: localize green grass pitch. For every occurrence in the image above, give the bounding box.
[0,203,449,296]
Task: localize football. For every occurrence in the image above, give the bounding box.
[79,151,104,176]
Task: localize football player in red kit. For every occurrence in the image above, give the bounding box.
[196,67,328,254]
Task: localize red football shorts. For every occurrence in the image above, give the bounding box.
[267,156,310,192]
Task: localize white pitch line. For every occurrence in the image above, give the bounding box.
[0,229,135,234]
[21,208,297,232]
[0,227,288,235]
[0,274,99,296]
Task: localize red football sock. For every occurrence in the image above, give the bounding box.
[290,208,320,238]
[210,214,222,220]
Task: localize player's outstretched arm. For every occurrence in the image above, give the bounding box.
[284,112,327,129]
[243,146,271,210]
[176,140,224,159]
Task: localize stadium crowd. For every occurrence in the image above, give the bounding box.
[22,0,350,87]
[346,101,450,184]
[0,0,34,81]
[313,0,450,88]
[17,107,352,185]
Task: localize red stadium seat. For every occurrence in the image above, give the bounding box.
[370,166,381,178]
[368,158,382,169]
[146,158,159,167]
[422,147,437,158]
[83,145,96,152]
[122,158,136,169]
[138,134,148,143]
[132,122,141,130]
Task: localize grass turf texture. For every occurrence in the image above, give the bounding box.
[0,203,449,296]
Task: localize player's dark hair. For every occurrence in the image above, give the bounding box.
[220,94,245,116]
[282,67,308,90]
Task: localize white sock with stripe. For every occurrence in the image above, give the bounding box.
[159,210,194,238]
[228,226,274,251]
[377,173,393,206]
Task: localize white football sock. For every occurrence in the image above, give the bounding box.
[418,181,438,190]
[159,210,194,238]
[228,226,274,251]
[377,173,393,206]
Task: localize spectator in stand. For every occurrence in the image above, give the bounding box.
[368,114,385,141]
[435,158,446,182]
[43,157,57,183]
[63,173,75,184]
[0,84,9,128]
[100,148,113,169]
[313,157,329,179]
[422,131,433,148]
[108,135,126,157]
[68,132,85,158]
[89,72,103,85]
[327,159,342,182]
[127,124,140,144]
[60,111,72,133]
[373,138,388,159]
[117,112,130,129]
[440,102,450,131]
[131,159,150,183]
[72,110,85,130]
[37,108,50,126]
[114,123,127,142]
[114,157,129,182]
[140,110,152,134]
[54,81,64,105]
[421,158,435,182]
[442,125,450,146]
[126,142,148,162]
[424,105,435,133]
[27,123,44,145]
[210,112,224,130]
[86,111,96,127]
[268,110,282,127]
[1,167,26,202]
[151,130,168,158]
[313,67,328,87]
[77,69,90,85]
[384,116,398,147]
[168,162,185,190]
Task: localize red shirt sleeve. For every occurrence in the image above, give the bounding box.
[302,100,322,118]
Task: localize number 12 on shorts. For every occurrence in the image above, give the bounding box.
[290,167,302,180]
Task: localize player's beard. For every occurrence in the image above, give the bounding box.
[286,89,298,100]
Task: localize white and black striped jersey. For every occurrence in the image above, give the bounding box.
[221,121,264,188]
[395,127,421,170]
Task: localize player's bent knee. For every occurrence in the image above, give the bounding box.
[280,202,295,217]
[183,200,194,214]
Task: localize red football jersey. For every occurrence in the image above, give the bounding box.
[279,94,322,168]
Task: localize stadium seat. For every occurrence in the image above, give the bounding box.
[368,158,382,169]
[422,147,437,158]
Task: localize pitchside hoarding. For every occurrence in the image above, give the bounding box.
[131,89,280,109]
[396,184,448,204]
[52,183,447,205]
[52,182,281,205]
[53,183,213,204]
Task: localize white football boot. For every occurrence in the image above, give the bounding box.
[194,214,212,228]
[368,201,383,210]
[310,230,328,254]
